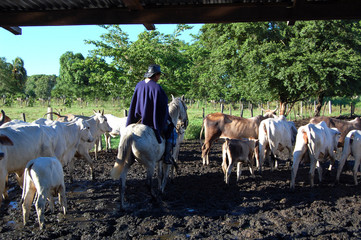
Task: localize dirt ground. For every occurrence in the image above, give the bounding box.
[1,118,361,239]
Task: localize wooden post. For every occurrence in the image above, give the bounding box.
[328,101,332,115]
[340,103,342,115]
[21,113,26,122]
[202,108,205,119]
[221,104,224,113]
[250,103,253,117]
[240,102,244,117]
[47,107,53,120]
[351,103,354,117]
[123,109,128,117]
[229,105,232,115]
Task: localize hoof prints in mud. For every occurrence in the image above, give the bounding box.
[1,125,361,239]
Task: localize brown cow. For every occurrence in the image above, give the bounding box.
[200,109,277,165]
[309,116,361,147]
[0,110,11,126]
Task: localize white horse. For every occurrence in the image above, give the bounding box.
[111,96,188,209]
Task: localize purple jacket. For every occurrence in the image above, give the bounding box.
[126,80,169,143]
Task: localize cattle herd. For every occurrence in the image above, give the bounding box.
[0,106,361,231]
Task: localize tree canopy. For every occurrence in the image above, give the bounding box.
[2,21,361,116]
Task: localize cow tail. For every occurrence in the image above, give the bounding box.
[306,125,316,157]
[199,118,205,149]
[110,133,132,180]
[20,162,34,204]
[340,130,355,164]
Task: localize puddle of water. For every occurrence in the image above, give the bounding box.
[6,220,23,230]
[9,201,18,209]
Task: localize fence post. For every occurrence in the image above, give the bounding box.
[250,103,253,117]
[202,107,205,119]
[21,113,26,122]
[328,101,332,115]
[240,102,244,117]
[229,105,232,115]
[221,104,224,113]
[47,107,53,120]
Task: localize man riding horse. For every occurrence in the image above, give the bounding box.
[126,64,176,165]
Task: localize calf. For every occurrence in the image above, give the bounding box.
[258,115,297,173]
[310,116,361,147]
[290,121,340,189]
[336,130,361,185]
[222,138,259,184]
[200,109,276,165]
[103,114,127,152]
[21,157,66,229]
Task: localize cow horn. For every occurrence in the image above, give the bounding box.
[273,105,279,112]
[0,110,5,125]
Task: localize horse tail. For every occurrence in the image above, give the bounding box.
[110,133,133,180]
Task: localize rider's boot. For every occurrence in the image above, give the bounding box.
[163,140,173,165]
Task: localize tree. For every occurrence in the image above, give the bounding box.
[0,57,12,96]
[191,21,361,116]
[85,24,194,104]
[25,74,57,99]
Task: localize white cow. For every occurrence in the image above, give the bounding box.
[336,130,361,185]
[103,114,127,152]
[0,122,56,205]
[290,121,341,189]
[21,157,66,229]
[258,115,297,173]
[73,111,111,180]
[221,138,259,184]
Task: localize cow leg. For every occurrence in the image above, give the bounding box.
[35,191,47,229]
[159,161,171,194]
[286,146,293,169]
[336,151,349,184]
[270,152,276,172]
[225,159,234,185]
[58,185,67,215]
[0,169,7,205]
[202,140,213,165]
[21,184,36,226]
[290,148,305,189]
[309,155,318,187]
[353,157,361,185]
[221,149,228,177]
[248,160,255,177]
[316,160,323,183]
[236,162,242,182]
[118,159,134,209]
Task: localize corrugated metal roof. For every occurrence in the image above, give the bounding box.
[1,0,361,35]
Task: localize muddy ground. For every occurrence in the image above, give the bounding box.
[1,118,361,239]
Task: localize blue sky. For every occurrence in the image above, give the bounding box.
[0,24,202,76]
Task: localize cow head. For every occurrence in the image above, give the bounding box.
[262,106,278,118]
[93,110,111,133]
[77,119,94,143]
[0,135,14,160]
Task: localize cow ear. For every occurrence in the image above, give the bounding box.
[0,135,13,146]
[93,109,97,114]
[101,109,104,115]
